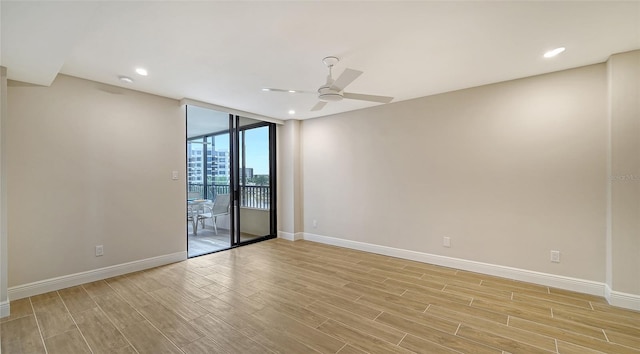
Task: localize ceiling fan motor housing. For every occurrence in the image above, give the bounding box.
[318,85,343,101]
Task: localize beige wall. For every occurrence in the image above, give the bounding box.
[210,208,268,236]
[1,66,8,309]
[7,75,186,287]
[302,64,607,282]
[277,120,303,236]
[239,208,270,236]
[608,50,640,295]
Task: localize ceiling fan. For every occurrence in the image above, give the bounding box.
[263,56,394,111]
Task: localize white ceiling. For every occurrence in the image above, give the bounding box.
[2,1,639,120]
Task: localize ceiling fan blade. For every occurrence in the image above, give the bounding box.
[343,92,394,103]
[330,68,363,91]
[311,101,327,111]
[263,88,316,94]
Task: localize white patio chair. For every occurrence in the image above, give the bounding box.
[187,205,199,235]
[198,194,230,235]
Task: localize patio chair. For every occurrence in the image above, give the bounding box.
[197,194,230,235]
[187,205,199,235]
[189,199,211,235]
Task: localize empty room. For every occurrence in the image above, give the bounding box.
[1,1,639,353]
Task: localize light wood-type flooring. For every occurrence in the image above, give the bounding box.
[2,239,639,353]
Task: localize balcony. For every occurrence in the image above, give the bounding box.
[187,183,270,209]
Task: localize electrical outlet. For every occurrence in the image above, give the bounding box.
[95,245,104,257]
[312,219,318,228]
[443,237,451,248]
[550,250,560,263]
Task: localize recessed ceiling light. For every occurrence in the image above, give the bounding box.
[119,76,133,83]
[288,90,296,93]
[135,68,148,76]
[262,88,271,91]
[288,110,295,115]
[544,47,566,58]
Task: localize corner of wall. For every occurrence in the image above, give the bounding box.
[0,66,9,318]
[0,300,9,318]
[278,119,303,236]
[605,285,640,311]
[604,51,614,293]
[277,231,303,241]
[606,50,640,303]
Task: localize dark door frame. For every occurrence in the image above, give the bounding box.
[229,115,277,247]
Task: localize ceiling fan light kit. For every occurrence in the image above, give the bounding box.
[318,87,343,102]
[266,56,394,111]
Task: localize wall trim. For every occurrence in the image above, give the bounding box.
[278,231,294,240]
[605,284,640,311]
[8,251,187,301]
[0,300,9,318]
[278,231,303,241]
[303,232,606,298]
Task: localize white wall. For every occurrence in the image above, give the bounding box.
[302,64,607,282]
[6,75,186,290]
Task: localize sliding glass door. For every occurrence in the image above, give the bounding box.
[230,117,276,246]
[186,106,275,257]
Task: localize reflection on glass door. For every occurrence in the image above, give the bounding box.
[186,106,275,257]
[186,106,232,257]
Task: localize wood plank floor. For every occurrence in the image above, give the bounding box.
[2,239,639,353]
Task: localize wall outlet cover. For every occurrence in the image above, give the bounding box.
[443,237,451,248]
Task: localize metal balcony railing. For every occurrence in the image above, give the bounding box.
[187,183,270,209]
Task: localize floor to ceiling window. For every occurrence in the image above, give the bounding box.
[186,105,276,257]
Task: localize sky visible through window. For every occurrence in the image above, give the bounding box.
[214,127,269,175]
[187,105,270,176]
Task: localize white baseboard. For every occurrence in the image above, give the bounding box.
[277,231,294,240]
[0,300,9,318]
[278,231,303,241]
[303,232,605,298]
[605,285,640,311]
[8,251,187,301]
